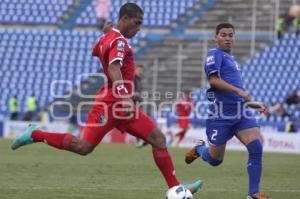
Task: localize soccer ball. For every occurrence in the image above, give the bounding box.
[166,185,193,199]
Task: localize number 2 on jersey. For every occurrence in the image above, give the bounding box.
[211,129,218,141]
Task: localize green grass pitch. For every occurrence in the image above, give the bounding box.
[0,139,299,199]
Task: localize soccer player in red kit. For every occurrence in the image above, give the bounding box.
[174,91,193,145]
[11,3,202,194]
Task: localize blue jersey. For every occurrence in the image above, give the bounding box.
[204,48,258,146]
[205,48,244,104]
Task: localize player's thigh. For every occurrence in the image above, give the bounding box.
[80,105,115,146]
[120,110,156,141]
[234,115,262,145]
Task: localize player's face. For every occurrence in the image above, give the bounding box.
[124,14,143,38]
[215,28,235,52]
[135,67,143,76]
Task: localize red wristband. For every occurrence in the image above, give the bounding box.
[116,84,128,96]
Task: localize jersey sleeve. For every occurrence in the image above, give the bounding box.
[108,38,126,66]
[204,50,223,78]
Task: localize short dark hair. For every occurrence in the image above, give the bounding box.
[119,3,143,20]
[216,23,235,35]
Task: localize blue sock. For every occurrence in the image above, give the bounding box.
[246,139,263,195]
[196,145,222,166]
[195,145,207,157]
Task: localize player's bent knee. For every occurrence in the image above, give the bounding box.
[157,135,166,148]
[153,133,166,148]
[147,129,166,148]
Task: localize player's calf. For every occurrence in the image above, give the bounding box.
[246,139,263,196]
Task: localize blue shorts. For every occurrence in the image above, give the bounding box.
[206,106,259,146]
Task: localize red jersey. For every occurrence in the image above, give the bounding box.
[176,98,193,117]
[92,28,135,102]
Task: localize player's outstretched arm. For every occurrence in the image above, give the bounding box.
[208,74,251,101]
[246,101,267,112]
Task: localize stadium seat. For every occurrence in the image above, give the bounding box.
[0,0,75,25]
[0,29,145,116]
[76,0,199,27]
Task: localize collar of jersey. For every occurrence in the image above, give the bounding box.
[112,28,125,37]
[216,47,232,55]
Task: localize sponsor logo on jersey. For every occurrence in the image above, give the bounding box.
[206,55,215,66]
[117,52,124,58]
[207,91,216,102]
[117,40,125,51]
[206,88,216,102]
[99,114,107,124]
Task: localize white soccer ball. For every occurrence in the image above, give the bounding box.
[166,185,193,199]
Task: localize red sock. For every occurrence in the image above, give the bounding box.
[177,129,187,143]
[152,148,180,188]
[32,130,75,150]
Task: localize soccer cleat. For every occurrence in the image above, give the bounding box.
[247,192,272,199]
[11,124,38,150]
[182,180,203,194]
[185,140,206,164]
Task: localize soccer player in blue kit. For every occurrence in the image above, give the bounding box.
[185,23,272,199]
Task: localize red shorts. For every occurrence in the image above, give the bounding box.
[178,118,190,129]
[80,102,156,146]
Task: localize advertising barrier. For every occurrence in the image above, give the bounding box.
[3,121,300,153]
[163,126,300,154]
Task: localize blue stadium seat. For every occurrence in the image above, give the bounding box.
[0,29,145,116]
[76,0,199,27]
[0,0,76,25]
